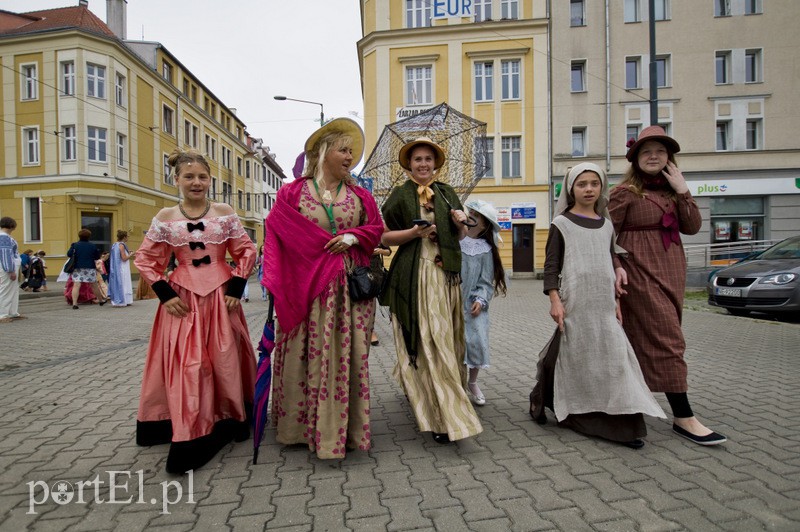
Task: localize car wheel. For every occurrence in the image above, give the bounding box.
[727,308,750,317]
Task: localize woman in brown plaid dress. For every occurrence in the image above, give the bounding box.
[609,126,726,446]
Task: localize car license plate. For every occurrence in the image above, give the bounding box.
[716,287,742,297]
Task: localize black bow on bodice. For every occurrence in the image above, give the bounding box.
[189,241,206,250]
[192,255,211,267]
[187,221,205,232]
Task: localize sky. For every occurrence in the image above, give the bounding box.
[10,0,365,175]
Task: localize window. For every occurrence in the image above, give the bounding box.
[87,63,105,99]
[653,0,669,20]
[210,103,217,120]
[481,137,494,178]
[246,161,251,179]
[182,78,189,96]
[27,198,41,242]
[655,55,670,87]
[237,157,243,176]
[570,0,585,26]
[236,126,242,140]
[744,0,762,15]
[117,133,126,167]
[164,154,173,185]
[716,121,730,151]
[501,60,520,100]
[191,86,197,103]
[501,0,519,19]
[162,61,173,83]
[211,177,217,199]
[246,192,251,211]
[61,62,75,96]
[571,61,586,92]
[474,0,491,21]
[501,136,521,178]
[624,0,640,22]
[237,189,243,209]
[162,105,174,134]
[746,119,761,150]
[87,127,107,162]
[715,51,731,84]
[22,127,40,165]
[714,0,731,17]
[62,125,76,161]
[572,127,586,157]
[22,64,38,100]
[405,0,432,28]
[115,73,126,107]
[205,134,217,160]
[222,182,231,205]
[626,125,641,144]
[222,147,231,168]
[406,65,432,105]
[625,57,641,89]
[745,49,762,83]
[474,62,494,101]
[184,120,198,147]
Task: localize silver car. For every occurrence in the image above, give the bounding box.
[708,235,800,317]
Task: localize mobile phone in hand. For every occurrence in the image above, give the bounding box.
[411,219,431,227]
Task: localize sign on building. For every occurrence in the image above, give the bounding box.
[497,207,512,230]
[511,202,536,220]
[432,0,474,19]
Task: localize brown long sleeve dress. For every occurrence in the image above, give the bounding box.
[608,186,702,393]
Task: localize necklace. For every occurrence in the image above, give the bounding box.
[179,199,210,220]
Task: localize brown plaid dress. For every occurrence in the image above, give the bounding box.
[609,186,702,392]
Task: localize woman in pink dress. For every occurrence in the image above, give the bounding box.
[134,149,257,474]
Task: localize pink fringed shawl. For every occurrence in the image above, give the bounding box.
[262,178,383,335]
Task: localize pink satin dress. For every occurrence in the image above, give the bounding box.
[134,214,257,442]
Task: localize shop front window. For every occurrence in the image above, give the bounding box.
[709,197,764,243]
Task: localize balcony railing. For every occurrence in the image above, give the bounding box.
[684,239,780,270]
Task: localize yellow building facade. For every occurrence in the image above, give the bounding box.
[0,4,266,269]
[358,0,550,273]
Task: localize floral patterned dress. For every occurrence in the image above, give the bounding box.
[271,182,376,459]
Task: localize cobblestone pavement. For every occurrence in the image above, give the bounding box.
[1,280,798,531]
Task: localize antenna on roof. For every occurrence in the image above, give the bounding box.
[141,25,144,40]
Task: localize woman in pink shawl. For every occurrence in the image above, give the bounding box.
[263,118,383,459]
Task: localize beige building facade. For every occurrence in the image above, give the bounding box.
[551,0,800,245]
[359,0,550,272]
[0,1,278,267]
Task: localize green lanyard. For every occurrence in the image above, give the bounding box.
[312,179,344,235]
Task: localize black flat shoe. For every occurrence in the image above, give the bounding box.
[432,432,450,444]
[673,424,727,446]
[371,339,379,346]
[529,391,547,424]
[72,305,79,310]
[621,439,645,449]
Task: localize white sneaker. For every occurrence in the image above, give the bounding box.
[467,382,486,406]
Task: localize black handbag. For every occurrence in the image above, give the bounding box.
[64,247,77,273]
[348,260,387,302]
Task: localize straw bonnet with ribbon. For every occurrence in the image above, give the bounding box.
[464,199,502,245]
[398,137,447,206]
[304,117,365,168]
[625,125,680,162]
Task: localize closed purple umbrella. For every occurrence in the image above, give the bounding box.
[252,295,275,464]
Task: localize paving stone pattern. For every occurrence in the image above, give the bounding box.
[1,280,798,531]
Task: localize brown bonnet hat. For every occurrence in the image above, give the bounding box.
[625,125,680,162]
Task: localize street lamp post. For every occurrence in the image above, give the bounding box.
[273,95,325,126]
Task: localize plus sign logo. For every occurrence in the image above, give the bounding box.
[51,481,74,505]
